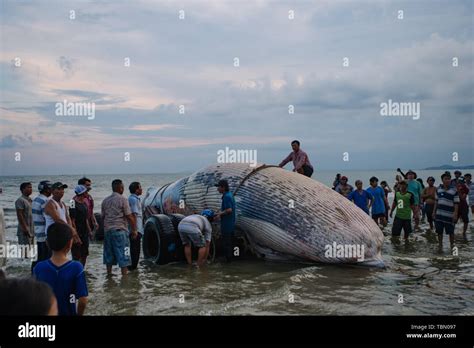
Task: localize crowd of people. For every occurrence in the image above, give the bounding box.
[2,175,236,316]
[1,139,472,316]
[333,169,473,249]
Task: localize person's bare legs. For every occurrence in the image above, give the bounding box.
[184,244,192,265]
[196,247,207,267]
[203,241,210,261]
[106,265,113,275]
[121,267,128,276]
[449,234,454,250]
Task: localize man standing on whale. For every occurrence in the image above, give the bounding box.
[278,140,314,177]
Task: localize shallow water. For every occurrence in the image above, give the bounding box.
[1,170,473,315]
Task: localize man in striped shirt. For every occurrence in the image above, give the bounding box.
[433,173,459,250]
[31,181,52,271]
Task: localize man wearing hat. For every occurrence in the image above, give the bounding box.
[31,181,53,270]
[44,182,80,244]
[406,170,423,230]
[215,179,236,263]
[70,185,92,266]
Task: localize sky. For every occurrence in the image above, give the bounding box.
[0,0,473,175]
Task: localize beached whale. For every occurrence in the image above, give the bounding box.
[141,163,385,267]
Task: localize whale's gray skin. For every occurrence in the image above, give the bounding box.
[143,163,384,267]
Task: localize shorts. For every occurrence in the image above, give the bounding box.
[372,213,385,219]
[458,204,469,223]
[179,230,206,248]
[435,221,455,235]
[103,229,131,268]
[424,204,435,224]
[392,217,412,237]
[302,165,313,178]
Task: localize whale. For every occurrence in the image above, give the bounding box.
[142,163,385,267]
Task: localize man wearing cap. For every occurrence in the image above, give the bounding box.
[433,172,459,250]
[15,182,34,258]
[421,177,437,231]
[44,182,80,244]
[70,185,92,266]
[31,181,53,270]
[335,176,353,198]
[406,170,423,231]
[78,177,99,237]
[215,179,236,263]
[278,140,314,178]
[178,210,215,267]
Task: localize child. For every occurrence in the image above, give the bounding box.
[33,222,88,315]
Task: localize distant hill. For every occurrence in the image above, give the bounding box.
[424,164,474,170]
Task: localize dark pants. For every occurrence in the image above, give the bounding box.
[222,234,233,262]
[128,233,142,270]
[31,241,51,273]
[302,165,313,178]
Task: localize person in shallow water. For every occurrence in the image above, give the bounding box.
[15,182,34,257]
[278,140,314,177]
[31,181,53,272]
[33,223,88,316]
[366,176,388,227]
[69,185,92,267]
[347,180,373,215]
[178,210,215,267]
[101,179,137,276]
[389,180,414,241]
[214,179,236,263]
[128,181,143,271]
[421,176,437,231]
[406,170,423,231]
[433,172,459,251]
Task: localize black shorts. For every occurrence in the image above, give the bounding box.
[372,213,385,219]
[435,220,455,235]
[302,165,313,178]
[425,204,435,223]
[392,217,412,237]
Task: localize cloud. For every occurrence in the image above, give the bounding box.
[0,134,34,148]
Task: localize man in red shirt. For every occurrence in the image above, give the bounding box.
[278,140,314,177]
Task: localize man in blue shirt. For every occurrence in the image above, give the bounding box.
[347,180,373,214]
[215,179,235,263]
[366,176,389,227]
[33,222,88,316]
[128,182,143,271]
